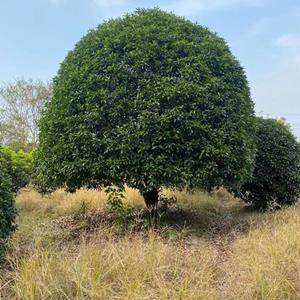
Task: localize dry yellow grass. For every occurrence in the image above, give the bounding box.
[16,187,143,217]
[1,188,300,299]
[11,234,219,300]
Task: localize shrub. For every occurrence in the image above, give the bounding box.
[0,158,16,255]
[35,8,256,209]
[0,146,33,192]
[240,117,300,210]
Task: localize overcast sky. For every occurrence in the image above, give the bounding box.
[1,0,300,137]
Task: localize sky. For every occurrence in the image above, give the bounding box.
[1,0,300,137]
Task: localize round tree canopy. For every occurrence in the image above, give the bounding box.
[35,8,256,203]
[240,117,300,210]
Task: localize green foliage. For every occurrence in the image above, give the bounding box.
[35,9,256,201]
[0,157,16,256]
[106,187,126,213]
[105,187,135,228]
[0,146,33,192]
[240,117,300,210]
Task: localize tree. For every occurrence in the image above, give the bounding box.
[0,79,52,151]
[0,150,16,256]
[35,9,256,210]
[240,117,300,210]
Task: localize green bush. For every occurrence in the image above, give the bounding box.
[0,146,33,192]
[35,8,256,208]
[0,158,16,256]
[240,118,300,210]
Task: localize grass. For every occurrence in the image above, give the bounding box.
[1,187,300,299]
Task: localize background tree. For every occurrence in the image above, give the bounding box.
[0,79,52,151]
[35,9,256,209]
[240,117,300,210]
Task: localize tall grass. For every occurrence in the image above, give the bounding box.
[16,187,143,217]
[11,234,219,300]
[1,188,300,299]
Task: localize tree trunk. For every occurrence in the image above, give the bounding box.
[142,189,159,215]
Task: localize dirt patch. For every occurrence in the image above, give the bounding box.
[51,208,116,238]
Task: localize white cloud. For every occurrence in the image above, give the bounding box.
[275,33,300,69]
[251,59,300,138]
[276,34,300,52]
[248,16,273,36]
[250,33,300,138]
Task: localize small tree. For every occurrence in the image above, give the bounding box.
[0,153,16,255]
[0,79,52,151]
[35,9,256,209]
[240,117,300,210]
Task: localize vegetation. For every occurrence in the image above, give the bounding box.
[0,145,32,256]
[1,188,300,299]
[240,117,300,210]
[1,7,300,300]
[0,154,16,256]
[35,8,256,209]
[0,146,33,193]
[0,79,52,151]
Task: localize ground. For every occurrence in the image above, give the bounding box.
[1,187,300,299]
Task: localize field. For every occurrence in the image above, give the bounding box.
[1,188,300,299]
